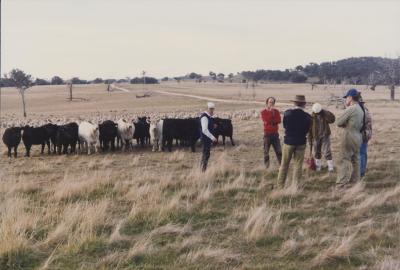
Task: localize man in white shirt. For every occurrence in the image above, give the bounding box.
[200,102,217,171]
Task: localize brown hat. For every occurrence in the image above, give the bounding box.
[291,95,306,103]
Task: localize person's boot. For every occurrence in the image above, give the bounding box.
[327,160,334,172]
[264,160,270,169]
[315,159,322,171]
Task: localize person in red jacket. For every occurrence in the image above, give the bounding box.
[260,97,282,168]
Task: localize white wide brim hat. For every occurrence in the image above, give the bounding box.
[207,102,215,109]
[312,103,322,114]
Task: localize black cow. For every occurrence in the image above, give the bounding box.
[2,127,22,158]
[42,123,59,153]
[22,126,51,157]
[213,117,235,146]
[56,122,79,154]
[162,118,200,152]
[133,117,150,147]
[99,120,118,151]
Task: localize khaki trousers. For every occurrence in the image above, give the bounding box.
[277,143,306,188]
[336,133,362,185]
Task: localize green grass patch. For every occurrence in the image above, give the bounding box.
[124,248,179,269]
[120,214,157,236]
[51,238,108,270]
[0,248,44,270]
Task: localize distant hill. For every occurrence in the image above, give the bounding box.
[240,57,400,85]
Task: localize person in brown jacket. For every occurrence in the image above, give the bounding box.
[308,103,336,172]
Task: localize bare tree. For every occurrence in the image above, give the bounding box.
[8,69,33,117]
[369,58,400,100]
[367,71,379,91]
[386,58,400,101]
[67,82,73,101]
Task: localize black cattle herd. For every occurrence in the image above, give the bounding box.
[2,117,234,158]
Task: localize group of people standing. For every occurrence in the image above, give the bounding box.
[260,89,372,189]
[198,88,372,190]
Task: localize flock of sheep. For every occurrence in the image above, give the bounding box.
[0,108,260,130]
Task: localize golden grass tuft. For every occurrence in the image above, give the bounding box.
[45,200,109,245]
[167,150,186,162]
[340,181,366,203]
[374,256,400,270]
[270,179,302,199]
[311,231,359,267]
[243,204,281,242]
[0,196,38,255]
[52,169,112,201]
[350,185,400,217]
[127,234,153,258]
[278,239,300,257]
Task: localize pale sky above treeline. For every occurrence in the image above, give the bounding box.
[3,0,400,79]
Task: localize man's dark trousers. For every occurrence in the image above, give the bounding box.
[201,139,211,172]
[264,133,282,166]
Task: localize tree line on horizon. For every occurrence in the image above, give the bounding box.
[0,75,159,87]
[1,56,399,88]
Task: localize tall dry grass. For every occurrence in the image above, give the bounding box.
[0,196,38,255]
[312,231,359,267]
[45,200,110,246]
[243,204,281,242]
[52,169,113,201]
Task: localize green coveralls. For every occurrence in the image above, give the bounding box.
[336,103,364,185]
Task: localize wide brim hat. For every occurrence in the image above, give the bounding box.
[207,102,215,109]
[291,95,306,103]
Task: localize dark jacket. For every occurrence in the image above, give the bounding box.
[199,112,215,143]
[309,109,335,142]
[283,108,311,146]
[360,106,372,143]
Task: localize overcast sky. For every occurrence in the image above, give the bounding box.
[2,0,400,79]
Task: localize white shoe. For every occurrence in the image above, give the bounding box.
[327,160,334,172]
[315,159,322,171]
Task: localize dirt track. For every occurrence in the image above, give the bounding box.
[113,84,293,106]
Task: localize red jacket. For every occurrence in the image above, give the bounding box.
[261,108,281,135]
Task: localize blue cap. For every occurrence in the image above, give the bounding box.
[343,89,359,98]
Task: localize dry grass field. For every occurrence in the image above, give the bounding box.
[0,82,399,269]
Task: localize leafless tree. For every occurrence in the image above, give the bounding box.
[67,82,73,101]
[368,58,400,100]
[386,58,399,101]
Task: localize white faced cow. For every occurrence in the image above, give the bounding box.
[150,119,163,152]
[78,121,99,154]
[117,119,135,151]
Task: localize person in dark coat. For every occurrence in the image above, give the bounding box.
[277,95,311,188]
